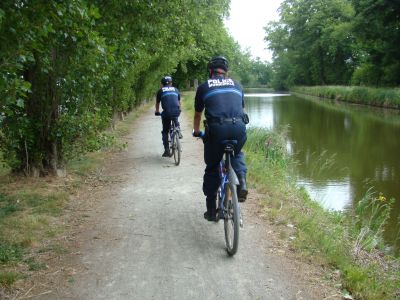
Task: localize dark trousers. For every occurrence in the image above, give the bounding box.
[203,122,247,202]
[161,116,180,149]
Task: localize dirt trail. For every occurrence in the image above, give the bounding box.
[40,108,340,299]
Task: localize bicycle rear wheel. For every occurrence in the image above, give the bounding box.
[224,181,240,255]
[173,131,181,166]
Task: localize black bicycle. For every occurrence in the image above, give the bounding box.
[217,140,243,255]
[169,121,181,166]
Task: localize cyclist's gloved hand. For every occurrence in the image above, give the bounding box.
[192,130,205,138]
[155,111,161,116]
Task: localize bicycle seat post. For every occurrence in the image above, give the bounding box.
[224,144,235,154]
[222,140,237,160]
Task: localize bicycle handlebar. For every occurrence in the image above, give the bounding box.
[192,130,205,139]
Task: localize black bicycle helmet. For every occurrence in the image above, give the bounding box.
[208,56,229,72]
[161,75,172,85]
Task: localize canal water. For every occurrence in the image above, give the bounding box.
[245,92,400,251]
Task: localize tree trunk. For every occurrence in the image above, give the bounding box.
[111,111,119,130]
[22,48,65,177]
[23,54,45,175]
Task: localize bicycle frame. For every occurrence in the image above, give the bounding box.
[169,119,181,139]
[169,121,176,142]
[218,160,229,218]
[217,151,240,219]
[168,120,181,166]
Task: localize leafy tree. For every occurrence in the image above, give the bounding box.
[0,1,107,174]
[252,58,273,86]
[352,0,400,86]
[265,0,400,88]
[265,0,357,88]
[0,0,251,176]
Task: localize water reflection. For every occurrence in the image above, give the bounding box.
[298,179,351,211]
[244,93,291,98]
[245,93,400,250]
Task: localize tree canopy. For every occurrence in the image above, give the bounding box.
[0,0,256,175]
[265,0,400,89]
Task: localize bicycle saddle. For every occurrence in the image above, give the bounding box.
[221,140,237,152]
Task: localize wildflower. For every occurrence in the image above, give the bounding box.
[378,193,386,202]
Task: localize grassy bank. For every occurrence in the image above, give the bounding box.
[292,85,400,109]
[182,91,400,299]
[245,128,399,299]
[0,102,151,290]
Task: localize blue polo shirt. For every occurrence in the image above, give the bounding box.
[156,86,181,117]
[195,76,244,120]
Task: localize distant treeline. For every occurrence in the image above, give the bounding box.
[0,1,259,175]
[265,0,400,90]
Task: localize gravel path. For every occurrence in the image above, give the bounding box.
[51,108,339,300]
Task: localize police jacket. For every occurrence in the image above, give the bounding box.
[156,86,181,117]
[195,75,245,123]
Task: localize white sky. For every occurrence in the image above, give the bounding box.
[224,0,282,62]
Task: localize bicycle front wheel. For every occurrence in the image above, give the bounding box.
[224,181,240,256]
[173,131,181,166]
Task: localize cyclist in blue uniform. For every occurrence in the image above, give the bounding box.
[155,76,182,157]
[193,56,248,222]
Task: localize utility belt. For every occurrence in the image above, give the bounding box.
[202,114,249,144]
[206,114,249,125]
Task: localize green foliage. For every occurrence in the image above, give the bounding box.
[0,151,11,176]
[245,127,289,167]
[0,193,22,218]
[351,190,395,252]
[0,243,23,264]
[265,0,400,89]
[0,0,246,175]
[265,0,357,89]
[251,58,273,86]
[230,55,273,88]
[352,0,400,86]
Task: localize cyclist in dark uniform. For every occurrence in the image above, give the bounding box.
[155,76,182,157]
[193,56,248,222]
